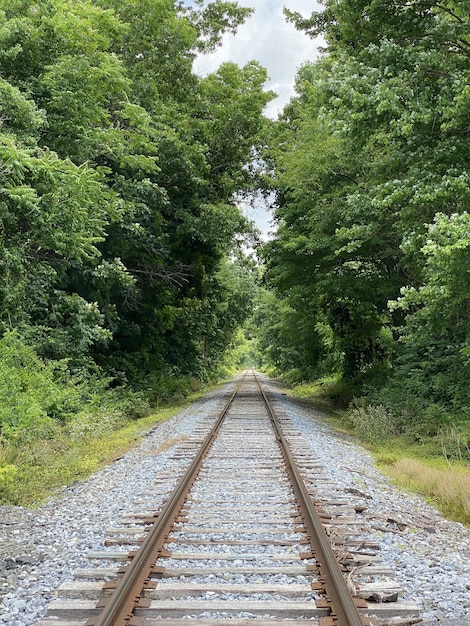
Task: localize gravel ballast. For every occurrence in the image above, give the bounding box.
[1,375,470,625]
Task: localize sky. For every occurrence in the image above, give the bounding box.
[193,0,325,238]
[194,0,324,118]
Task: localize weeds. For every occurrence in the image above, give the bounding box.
[439,424,470,462]
[67,410,126,441]
[292,375,357,407]
[0,461,17,500]
[383,457,470,524]
[0,331,212,505]
[346,404,396,444]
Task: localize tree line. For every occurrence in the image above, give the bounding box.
[258,0,470,442]
[0,0,272,449]
[2,0,469,475]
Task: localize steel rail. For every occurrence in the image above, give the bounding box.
[86,374,246,626]
[255,373,365,626]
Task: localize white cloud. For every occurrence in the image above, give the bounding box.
[193,0,324,118]
[192,1,325,239]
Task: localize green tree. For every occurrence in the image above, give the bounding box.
[263,0,470,401]
[0,0,272,382]
[390,212,470,414]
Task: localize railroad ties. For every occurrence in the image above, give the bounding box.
[36,372,420,626]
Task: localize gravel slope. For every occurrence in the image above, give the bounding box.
[262,375,470,625]
[1,374,469,625]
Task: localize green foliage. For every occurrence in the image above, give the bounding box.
[261,0,470,442]
[143,373,201,404]
[0,331,150,443]
[187,0,253,52]
[0,0,269,506]
[254,289,332,380]
[222,327,257,372]
[0,332,79,439]
[0,463,17,500]
[291,375,358,408]
[345,404,397,445]
[0,0,269,384]
[67,409,126,442]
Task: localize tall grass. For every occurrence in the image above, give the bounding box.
[380,457,470,525]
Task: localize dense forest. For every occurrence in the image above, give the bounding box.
[0,0,271,466]
[1,0,469,500]
[258,0,470,452]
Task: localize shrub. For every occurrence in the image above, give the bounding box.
[0,331,82,440]
[67,409,126,441]
[291,375,358,408]
[145,373,197,404]
[0,463,17,500]
[346,403,397,444]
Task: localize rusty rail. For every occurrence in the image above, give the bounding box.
[255,373,365,626]
[86,375,245,626]
[86,371,365,625]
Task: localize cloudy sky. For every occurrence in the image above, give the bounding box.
[193,0,325,237]
[194,0,324,118]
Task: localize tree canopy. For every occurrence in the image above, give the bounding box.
[0,0,273,397]
[260,0,470,430]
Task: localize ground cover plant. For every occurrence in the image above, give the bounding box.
[287,379,470,527]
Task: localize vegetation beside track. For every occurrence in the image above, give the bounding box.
[0,368,226,507]
[0,0,264,506]
[255,0,470,507]
[286,379,470,527]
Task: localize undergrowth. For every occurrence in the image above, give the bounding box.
[0,331,220,505]
[287,376,470,527]
[0,393,208,506]
[290,375,357,408]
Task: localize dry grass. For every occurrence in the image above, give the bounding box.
[383,457,470,524]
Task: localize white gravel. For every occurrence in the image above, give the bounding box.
[1,373,470,625]
[262,375,470,625]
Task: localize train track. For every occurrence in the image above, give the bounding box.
[36,372,420,626]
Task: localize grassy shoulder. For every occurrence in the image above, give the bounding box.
[288,379,470,527]
[0,383,221,507]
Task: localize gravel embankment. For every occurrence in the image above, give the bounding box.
[262,375,470,625]
[1,375,470,625]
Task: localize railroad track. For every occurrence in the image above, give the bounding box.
[36,372,420,626]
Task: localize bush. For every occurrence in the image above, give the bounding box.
[0,463,17,500]
[346,403,397,444]
[67,409,126,441]
[0,332,81,440]
[284,368,306,385]
[145,373,199,404]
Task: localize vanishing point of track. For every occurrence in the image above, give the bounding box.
[37,372,420,626]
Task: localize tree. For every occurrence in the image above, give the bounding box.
[263,0,470,399]
[0,0,273,382]
[390,212,470,414]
